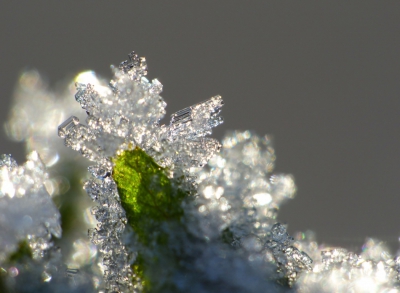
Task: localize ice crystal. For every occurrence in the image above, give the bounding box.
[0,152,60,261]
[290,230,400,292]
[42,50,399,293]
[0,152,94,292]
[4,69,103,285]
[61,51,223,171]
[295,237,400,292]
[266,223,313,286]
[58,51,224,292]
[194,131,311,286]
[195,131,296,239]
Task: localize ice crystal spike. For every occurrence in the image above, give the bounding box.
[169,95,224,141]
[119,51,148,79]
[60,51,224,171]
[58,116,80,138]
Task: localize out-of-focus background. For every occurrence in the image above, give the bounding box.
[1,1,400,252]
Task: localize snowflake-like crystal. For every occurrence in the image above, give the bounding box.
[58,51,224,292]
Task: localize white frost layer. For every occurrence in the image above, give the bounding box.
[0,152,61,261]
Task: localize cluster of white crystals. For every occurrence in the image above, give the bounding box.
[4,68,104,287]
[194,131,312,287]
[295,235,400,292]
[58,52,224,292]
[0,152,61,260]
[60,51,223,172]
[0,152,95,292]
[3,49,398,292]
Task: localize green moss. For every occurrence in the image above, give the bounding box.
[112,147,188,291]
[131,254,149,290]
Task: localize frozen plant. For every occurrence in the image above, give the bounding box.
[2,49,400,293]
[58,51,225,292]
[58,51,309,292]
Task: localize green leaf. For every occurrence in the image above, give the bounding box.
[112,147,188,291]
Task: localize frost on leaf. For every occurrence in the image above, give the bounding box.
[58,51,224,292]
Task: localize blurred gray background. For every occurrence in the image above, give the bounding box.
[1,1,399,251]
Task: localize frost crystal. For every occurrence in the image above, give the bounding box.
[194,131,311,286]
[0,152,61,261]
[53,50,400,293]
[195,131,296,238]
[58,51,224,292]
[63,51,223,171]
[4,69,103,287]
[5,49,400,292]
[266,223,312,286]
[295,237,400,292]
[0,153,94,292]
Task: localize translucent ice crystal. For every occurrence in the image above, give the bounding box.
[266,223,313,286]
[0,152,97,293]
[0,152,61,261]
[0,244,95,293]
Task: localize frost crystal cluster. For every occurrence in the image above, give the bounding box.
[4,68,103,286]
[295,236,400,292]
[58,52,225,292]
[195,131,312,286]
[0,152,93,292]
[2,50,400,293]
[0,152,60,260]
